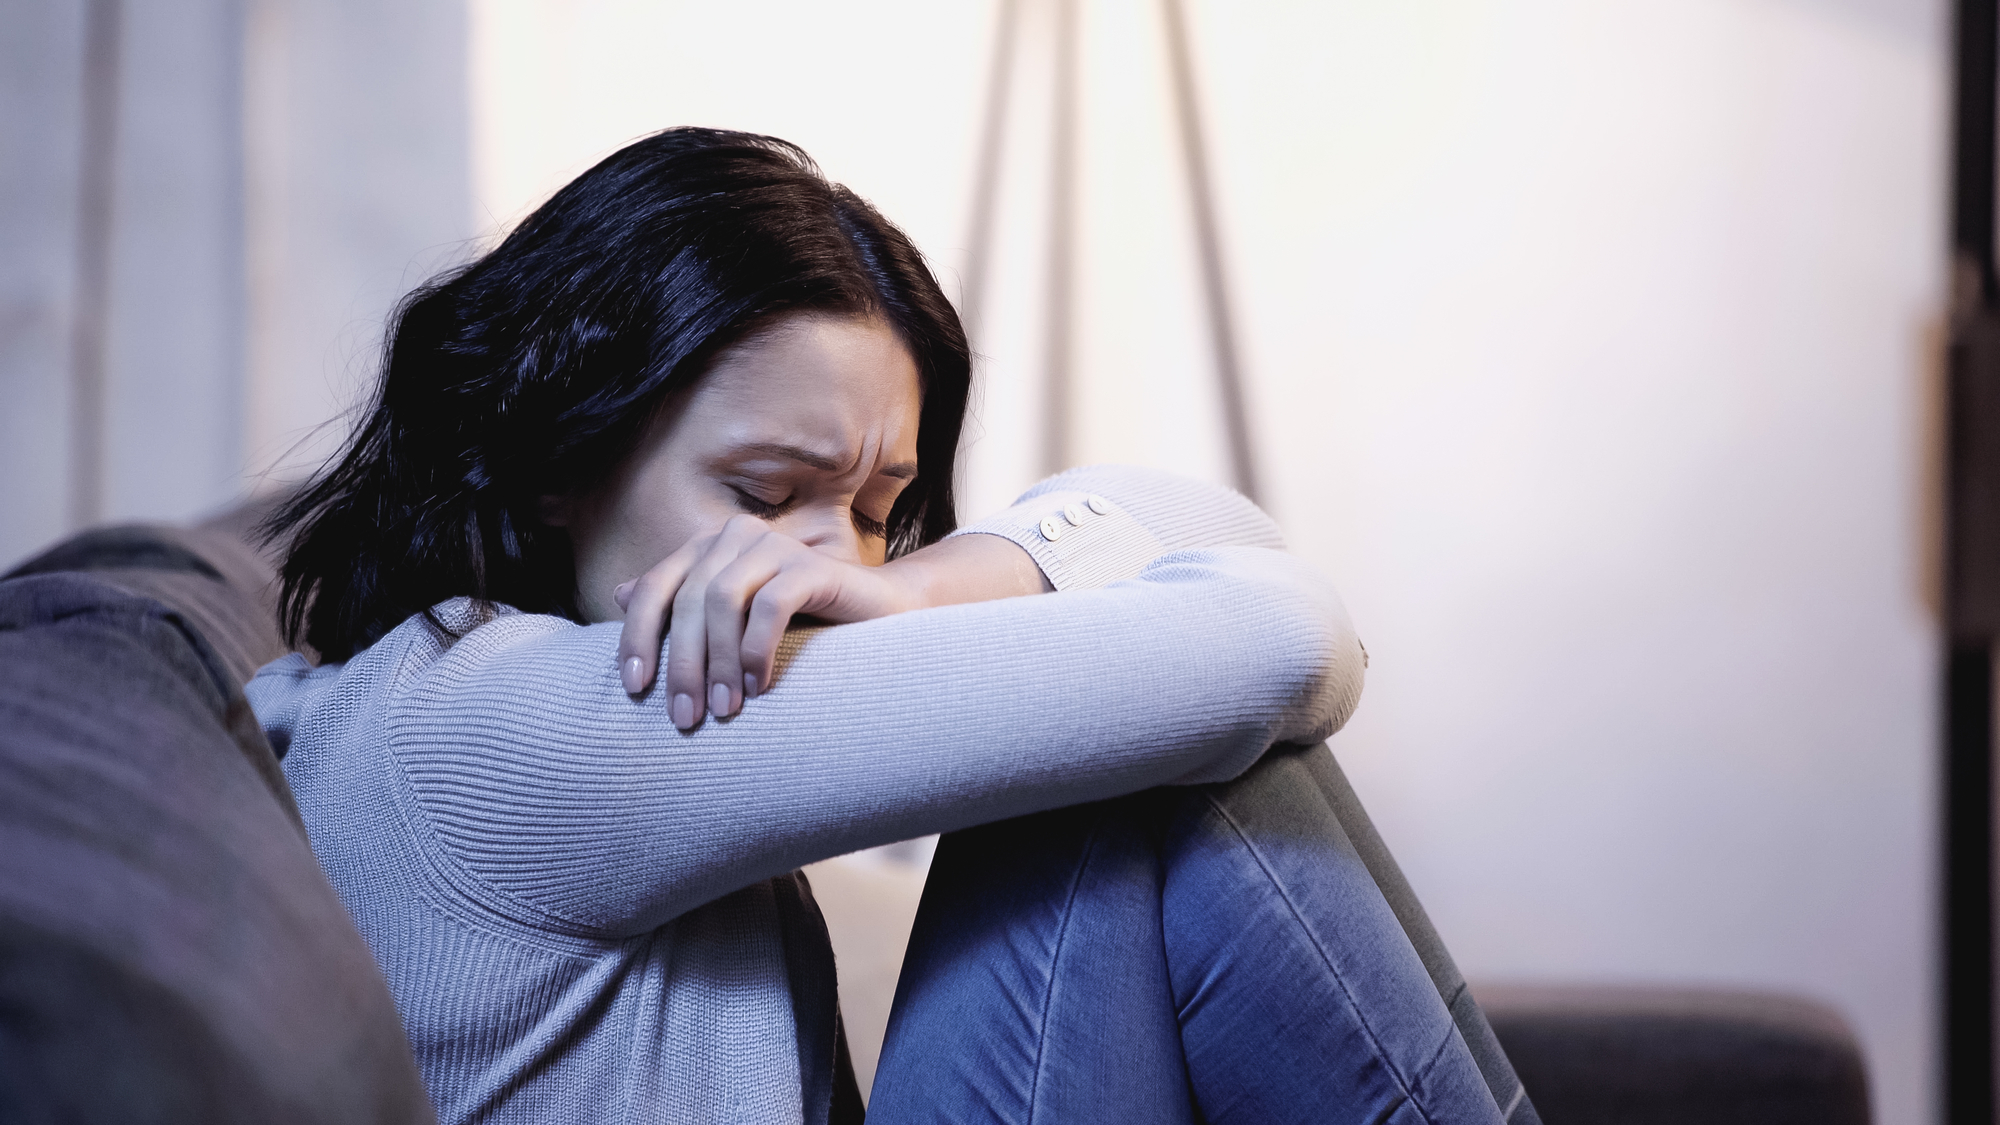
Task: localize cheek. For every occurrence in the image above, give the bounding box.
[603,465,718,565]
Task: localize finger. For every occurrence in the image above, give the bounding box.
[664,516,771,726]
[739,560,900,696]
[739,568,825,697]
[702,539,793,717]
[663,574,711,729]
[617,539,706,696]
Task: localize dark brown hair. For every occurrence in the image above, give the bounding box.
[265,128,970,660]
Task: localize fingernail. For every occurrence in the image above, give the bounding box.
[614,580,634,604]
[622,656,644,693]
[710,681,732,718]
[673,693,696,729]
[743,671,758,698]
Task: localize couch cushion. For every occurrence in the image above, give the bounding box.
[0,571,432,1124]
[1476,984,1869,1125]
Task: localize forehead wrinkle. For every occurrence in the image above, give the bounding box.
[725,436,909,485]
[732,441,844,473]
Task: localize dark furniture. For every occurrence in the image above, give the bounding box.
[1480,985,1871,1125]
[0,525,434,1124]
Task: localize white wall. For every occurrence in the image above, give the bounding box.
[470,3,1950,1121]
[0,0,90,560]
[1,0,246,561]
[0,0,472,569]
[244,0,474,492]
[1203,5,1943,1124]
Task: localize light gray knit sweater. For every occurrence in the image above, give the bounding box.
[249,465,1366,1125]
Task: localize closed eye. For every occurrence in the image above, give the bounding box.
[852,508,889,540]
[729,486,796,519]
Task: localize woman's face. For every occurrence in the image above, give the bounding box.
[554,313,923,624]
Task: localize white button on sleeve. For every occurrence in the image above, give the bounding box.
[948,484,1166,591]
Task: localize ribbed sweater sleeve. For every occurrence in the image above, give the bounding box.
[379,466,1363,936]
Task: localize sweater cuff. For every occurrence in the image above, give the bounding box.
[948,489,1165,591]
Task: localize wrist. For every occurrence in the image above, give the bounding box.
[874,552,940,616]
[884,533,1049,611]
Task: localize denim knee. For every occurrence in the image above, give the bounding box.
[870,797,1197,1124]
[1161,747,1504,1123]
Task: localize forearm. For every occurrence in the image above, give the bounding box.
[882,531,1052,611]
[396,465,1358,934]
[612,466,1279,726]
[395,546,1363,934]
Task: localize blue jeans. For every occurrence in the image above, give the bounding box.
[867,743,1540,1125]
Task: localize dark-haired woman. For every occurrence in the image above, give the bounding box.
[251,128,1536,1125]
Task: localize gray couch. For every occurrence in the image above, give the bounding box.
[1480,985,1870,1124]
[0,524,433,1124]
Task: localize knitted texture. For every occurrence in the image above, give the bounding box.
[250,466,1366,1124]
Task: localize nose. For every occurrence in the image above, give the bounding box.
[776,505,864,564]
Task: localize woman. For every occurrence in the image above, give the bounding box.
[253,127,1533,1125]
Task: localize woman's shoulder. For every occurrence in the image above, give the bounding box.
[245,598,590,734]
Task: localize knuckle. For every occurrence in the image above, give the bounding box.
[706,570,750,603]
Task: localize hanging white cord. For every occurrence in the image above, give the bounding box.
[69,0,122,529]
[958,0,1023,349]
[1161,0,1260,503]
[959,0,1258,497]
[1043,0,1080,477]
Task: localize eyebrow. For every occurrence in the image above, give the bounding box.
[736,442,919,480]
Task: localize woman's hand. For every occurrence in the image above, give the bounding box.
[613,519,1051,729]
[614,515,910,728]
